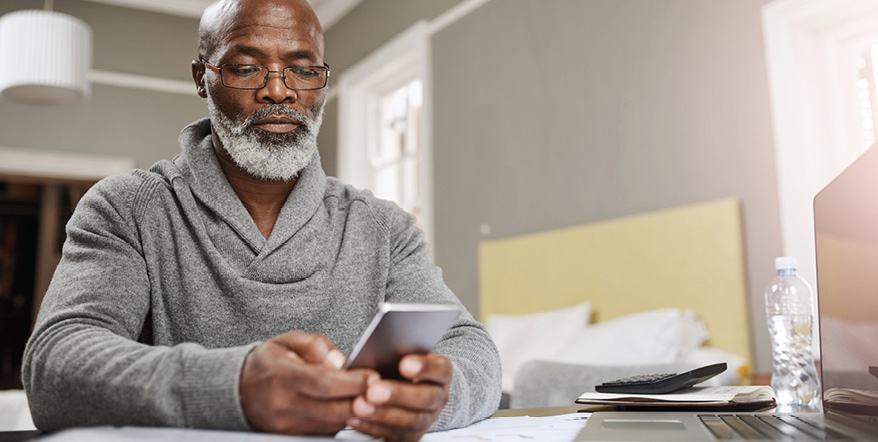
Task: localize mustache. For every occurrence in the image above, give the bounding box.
[243,104,312,128]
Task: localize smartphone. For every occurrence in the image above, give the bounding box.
[344,303,462,379]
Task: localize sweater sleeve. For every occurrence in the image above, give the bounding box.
[21,174,255,432]
[379,202,503,431]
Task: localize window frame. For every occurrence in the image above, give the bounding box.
[337,21,434,254]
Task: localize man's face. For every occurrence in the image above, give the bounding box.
[197,0,327,181]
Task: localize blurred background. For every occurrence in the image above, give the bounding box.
[2,0,878,388]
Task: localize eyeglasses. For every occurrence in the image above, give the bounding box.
[200,58,330,90]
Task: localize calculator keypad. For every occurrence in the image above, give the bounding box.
[601,373,677,386]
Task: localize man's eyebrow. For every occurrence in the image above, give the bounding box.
[229,45,265,58]
[283,49,318,63]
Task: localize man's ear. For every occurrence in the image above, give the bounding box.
[192,59,207,98]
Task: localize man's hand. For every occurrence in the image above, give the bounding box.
[239,330,376,435]
[348,352,453,442]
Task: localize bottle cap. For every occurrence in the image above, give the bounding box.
[775,256,797,270]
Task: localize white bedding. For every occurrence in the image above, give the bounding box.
[487,306,745,392]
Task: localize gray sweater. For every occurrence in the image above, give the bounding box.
[22,118,502,432]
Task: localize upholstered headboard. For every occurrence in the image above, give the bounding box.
[478,198,752,365]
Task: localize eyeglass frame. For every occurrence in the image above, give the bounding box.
[199,58,331,91]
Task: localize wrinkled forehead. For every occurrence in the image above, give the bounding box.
[199,0,323,60]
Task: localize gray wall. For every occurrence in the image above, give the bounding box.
[324,0,782,372]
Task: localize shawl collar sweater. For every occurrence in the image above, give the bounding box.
[23,118,502,433]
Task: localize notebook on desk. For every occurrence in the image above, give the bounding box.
[575,145,878,441]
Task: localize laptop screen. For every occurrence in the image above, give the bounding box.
[814,145,878,415]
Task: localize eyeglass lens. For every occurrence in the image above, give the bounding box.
[221,65,327,90]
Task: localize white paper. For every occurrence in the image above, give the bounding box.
[419,412,590,442]
[0,390,36,431]
[577,385,769,403]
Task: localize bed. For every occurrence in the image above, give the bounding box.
[478,198,753,408]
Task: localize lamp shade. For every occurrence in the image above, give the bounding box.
[0,10,92,104]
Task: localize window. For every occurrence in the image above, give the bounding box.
[337,21,434,248]
[763,0,878,359]
[762,0,878,289]
[857,46,878,149]
[373,80,424,224]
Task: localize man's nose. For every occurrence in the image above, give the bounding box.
[258,70,297,103]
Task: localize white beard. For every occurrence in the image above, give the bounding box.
[207,96,324,181]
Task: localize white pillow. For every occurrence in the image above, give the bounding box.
[555,308,708,366]
[487,301,592,392]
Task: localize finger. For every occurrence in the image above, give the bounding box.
[347,416,429,442]
[272,330,346,368]
[252,340,374,399]
[361,380,446,412]
[399,353,452,384]
[283,360,376,399]
[252,394,357,435]
[351,398,437,429]
[241,347,360,434]
[272,397,357,433]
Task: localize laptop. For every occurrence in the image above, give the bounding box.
[576,145,878,441]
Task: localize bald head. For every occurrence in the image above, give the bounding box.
[198,0,323,62]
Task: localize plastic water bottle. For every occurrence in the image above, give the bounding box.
[765,257,821,410]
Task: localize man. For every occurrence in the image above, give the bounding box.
[21,0,502,440]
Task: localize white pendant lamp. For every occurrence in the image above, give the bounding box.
[0,9,92,105]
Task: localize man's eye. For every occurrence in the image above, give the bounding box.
[289,67,319,78]
[226,66,263,77]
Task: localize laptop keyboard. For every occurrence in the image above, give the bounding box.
[698,414,856,440]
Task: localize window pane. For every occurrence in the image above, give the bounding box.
[377,94,402,163]
[374,165,399,203]
[402,155,420,209]
[373,78,424,227]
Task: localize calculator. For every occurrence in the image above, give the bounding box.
[594,362,727,394]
